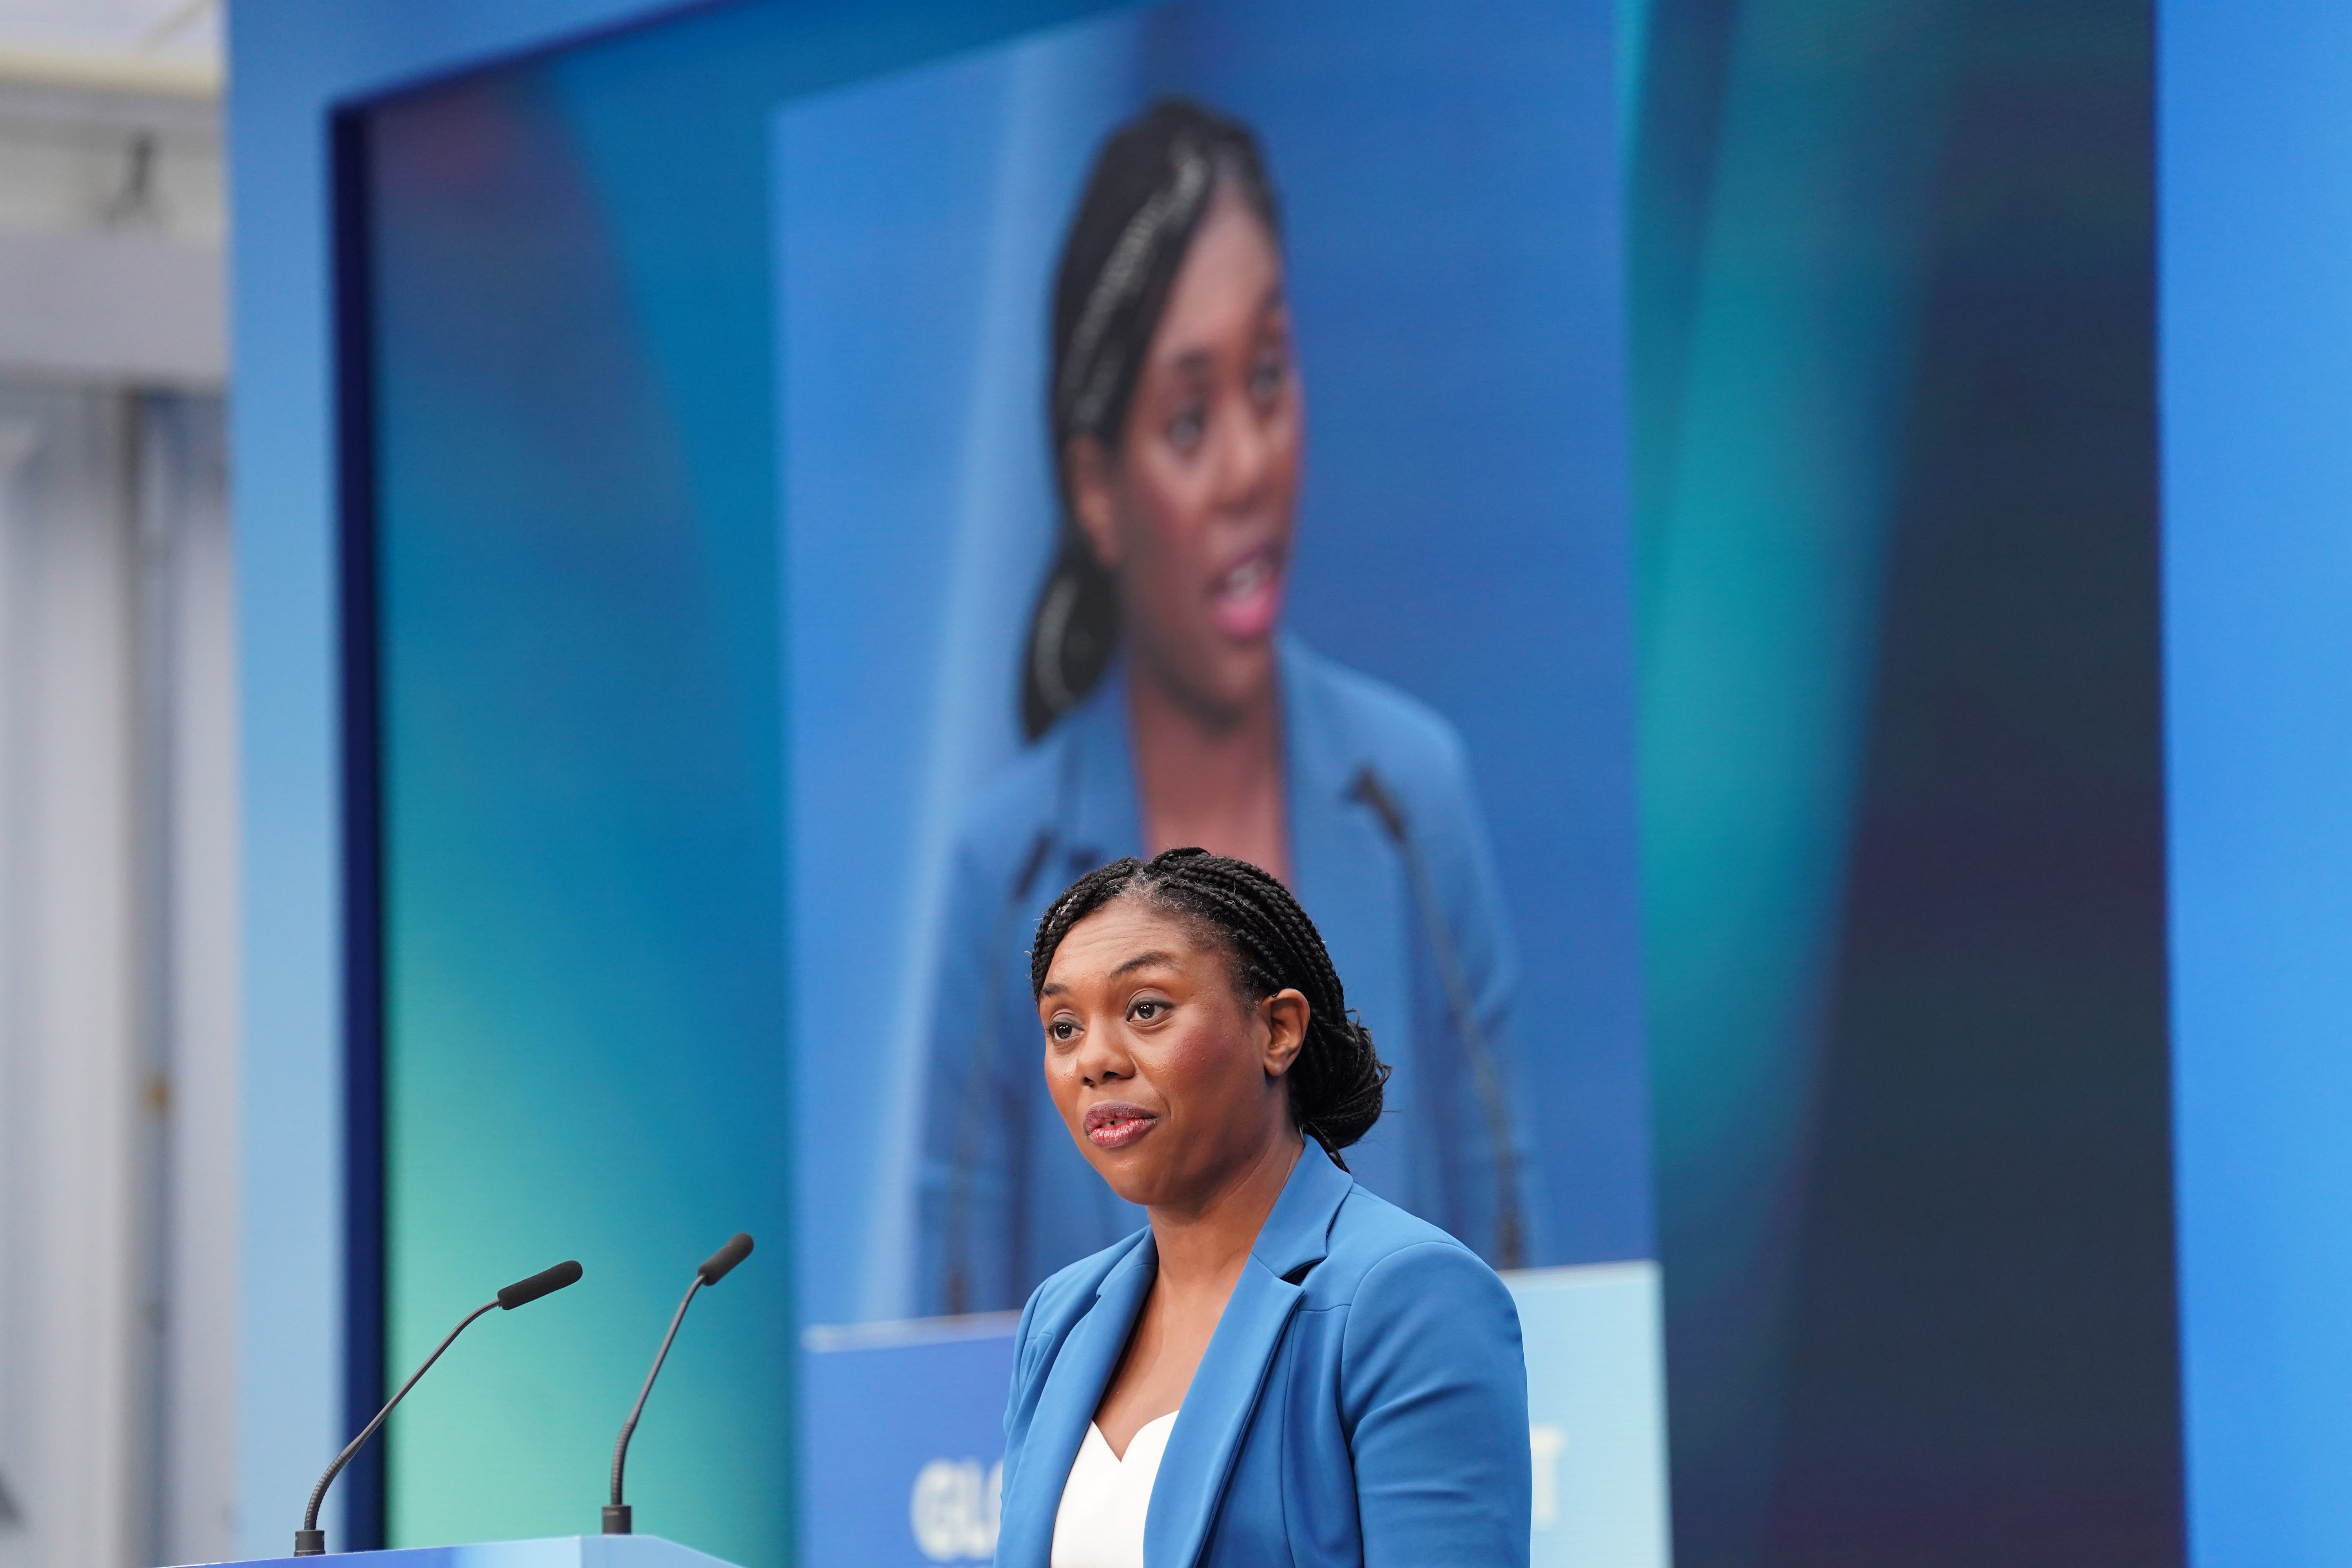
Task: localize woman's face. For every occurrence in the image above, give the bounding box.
[1037,897,1307,1211]
[1069,185,1301,721]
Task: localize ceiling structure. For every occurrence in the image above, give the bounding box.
[0,0,221,385]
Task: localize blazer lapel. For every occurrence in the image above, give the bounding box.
[996,1236,1157,1568]
[1143,1146,1355,1568]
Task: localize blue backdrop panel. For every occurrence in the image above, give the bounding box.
[798,1321,1019,1567]
[2162,1,2352,1563]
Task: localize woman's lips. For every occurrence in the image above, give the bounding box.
[1083,1102,1160,1150]
[1209,546,1284,640]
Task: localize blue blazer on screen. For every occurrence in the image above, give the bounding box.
[916,636,1540,1315]
[995,1142,1532,1568]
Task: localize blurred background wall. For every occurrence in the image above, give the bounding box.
[233,2,2181,1565]
[0,6,234,1568]
[0,2,2340,1567]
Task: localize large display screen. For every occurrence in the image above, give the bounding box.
[344,0,2181,1561]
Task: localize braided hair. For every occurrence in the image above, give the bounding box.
[1029,848,1389,1165]
[1020,99,1284,740]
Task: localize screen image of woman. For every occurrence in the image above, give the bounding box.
[916,97,1539,1316]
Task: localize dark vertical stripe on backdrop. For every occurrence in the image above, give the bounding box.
[331,103,388,1555]
[1632,0,2182,1562]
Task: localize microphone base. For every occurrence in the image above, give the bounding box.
[602,1505,633,1535]
[294,1530,327,1556]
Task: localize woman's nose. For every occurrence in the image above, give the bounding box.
[1215,399,1274,509]
[1074,1024,1131,1087]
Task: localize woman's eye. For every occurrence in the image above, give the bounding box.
[1250,355,1284,403]
[1166,404,1206,453]
[1049,1018,1077,1042]
[1132,999,1164,1021]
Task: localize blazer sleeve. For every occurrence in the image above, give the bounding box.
[1339,1240,1531,1568]
[1004,1284,1043,1439]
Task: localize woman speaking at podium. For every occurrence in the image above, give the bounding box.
[917,98,1537,1316]
[993,849,1530,1568]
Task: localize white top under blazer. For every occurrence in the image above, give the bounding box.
[1049,1412,1178,1568]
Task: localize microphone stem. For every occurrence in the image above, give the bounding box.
[303,1298,500,1537]
[1352,767,1526,1270]
[611,1276,702,1508]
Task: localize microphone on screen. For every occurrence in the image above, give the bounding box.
[1348,765,1526,1270]
[295,1259,583,1555]
[603,1233,756,1535]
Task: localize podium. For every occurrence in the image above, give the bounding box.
[799,1263,1672,1567]
[216,1537,740,1568]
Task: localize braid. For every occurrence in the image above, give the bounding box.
[1030,848,1392,1161]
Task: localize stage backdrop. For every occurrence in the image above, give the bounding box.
[335,0,2181,1563]
[345,0,1642,1561]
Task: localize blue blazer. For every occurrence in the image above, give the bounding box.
[918,637,1539,1314]
[995,1143,1532,1568]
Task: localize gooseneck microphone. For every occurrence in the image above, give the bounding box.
[295,1259,583,1555]
[603,1233,755,1535]
[1349,766,1526,1270]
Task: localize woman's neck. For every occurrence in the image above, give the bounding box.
[1127,655,1290,884]
[1148,1126,1303,1291]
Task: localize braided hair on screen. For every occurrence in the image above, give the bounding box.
[1020,100,1284,740]
[1030,848,1389,1167]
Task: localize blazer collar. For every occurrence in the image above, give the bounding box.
[996,1147,1356,1568]
[1276,636,1369,813]
[1059,637,1373,875]
[996,1230,1158,1568]
[1245,1136,1354,1281]
[1058,660,1143,869]
[1147,1145,1355,1568]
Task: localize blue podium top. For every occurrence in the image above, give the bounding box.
[196,1537,740,1568]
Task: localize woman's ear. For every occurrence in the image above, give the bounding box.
[1065,435,1125,572]
[1260,989,1309,1078]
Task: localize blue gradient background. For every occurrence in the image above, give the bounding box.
[366,56,795,1565]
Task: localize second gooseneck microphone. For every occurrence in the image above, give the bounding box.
[603,1232,755,1534]
[295,1259,583,1556]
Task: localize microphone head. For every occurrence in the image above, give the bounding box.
[698,1233,755,1286]
[1347,766,1408,843]
[497,1259,583,1310]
